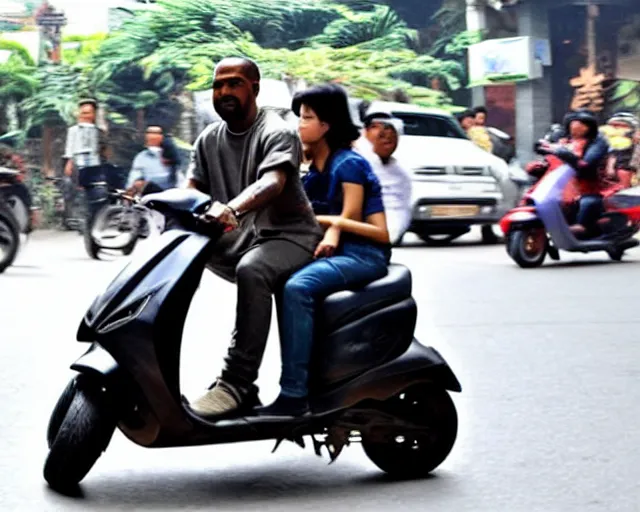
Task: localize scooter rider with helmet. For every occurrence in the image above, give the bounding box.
[600,112,639,189]
[536,109,610,238]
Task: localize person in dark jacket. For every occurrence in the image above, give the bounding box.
[537,110,609,237]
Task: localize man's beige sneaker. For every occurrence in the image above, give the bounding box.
[189,380,242,418]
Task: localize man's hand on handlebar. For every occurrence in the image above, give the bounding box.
[201,201,239,231]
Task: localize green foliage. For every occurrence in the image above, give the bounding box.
[26,172,61,228]
[310,5,416,50]
[608,80,640,113]
[0,38,36,66]
[93,0,465,107]
[445,30,485,57]
[21,65,93,127]
[0,59,38,102]
[16,0,469,135]
[61,33,107,68]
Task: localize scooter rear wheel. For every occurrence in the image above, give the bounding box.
[44,381,116,492]
[361,384,457,478]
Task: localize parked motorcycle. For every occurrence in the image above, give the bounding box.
[500,163,640,268]
[0,195,19,274]
[90,188,164,256]
[0,166,27,274]
[77,164,130,259]
[43,188,462,492]
[0,165,31,236]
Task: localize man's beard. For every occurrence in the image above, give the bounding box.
[214,96,245,122]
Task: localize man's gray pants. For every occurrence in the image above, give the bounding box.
[207,238,314,394]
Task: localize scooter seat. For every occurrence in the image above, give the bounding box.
[322,264,412,331]
[141,188,212,214]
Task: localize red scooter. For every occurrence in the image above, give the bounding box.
[500,160,640,267]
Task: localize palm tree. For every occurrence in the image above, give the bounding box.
[310,5,416,50]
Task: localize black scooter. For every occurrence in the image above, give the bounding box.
[43,188,462,492]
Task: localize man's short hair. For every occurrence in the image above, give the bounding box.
[473,106,488,116]
[215,57,261,82]
[364,111,393,128]
[457,109,476,123]
[78,98,98,109]
[362,105,393,127]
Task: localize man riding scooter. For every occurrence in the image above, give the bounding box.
[529,110,609,239]
[185,57,322,418]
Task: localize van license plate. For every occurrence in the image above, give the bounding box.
[430,205,479,218]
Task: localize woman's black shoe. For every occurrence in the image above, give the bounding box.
[255,394,310,418]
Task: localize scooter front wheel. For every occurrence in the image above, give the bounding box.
[361,384,458,478]
[46,377,78,448]
[508,229,547,268]
[44,381,116,491]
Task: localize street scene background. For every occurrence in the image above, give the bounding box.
[1,0,640,510]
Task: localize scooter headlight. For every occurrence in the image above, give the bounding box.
[97,293,153,334]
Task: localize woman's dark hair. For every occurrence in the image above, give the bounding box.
[473,106,488,116]
[565,109,599,139]
[292,84,360,151]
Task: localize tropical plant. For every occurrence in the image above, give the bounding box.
[61,33,107,68]
[21,64,93,128]
[0,39,38,133]
[90,0,465,109]
[607,80,640,115]
[310,5,416,50]
[0,39,36,67]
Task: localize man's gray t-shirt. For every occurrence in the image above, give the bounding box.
[187,108,322,274]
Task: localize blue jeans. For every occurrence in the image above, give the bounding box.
[278,242,389,397]
[577,194,604,232]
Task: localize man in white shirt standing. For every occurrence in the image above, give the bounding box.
[63,99,104,176]
[355,110,413,245]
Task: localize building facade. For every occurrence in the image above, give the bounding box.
[467,0,640,163]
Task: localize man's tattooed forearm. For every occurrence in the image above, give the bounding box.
[228,171,286,215]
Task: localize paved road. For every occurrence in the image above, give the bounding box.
[1,229,639,511]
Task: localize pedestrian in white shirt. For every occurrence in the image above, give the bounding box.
[63,99,105,176]
[356,113,413,245]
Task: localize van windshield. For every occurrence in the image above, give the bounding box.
[392,113,468,139]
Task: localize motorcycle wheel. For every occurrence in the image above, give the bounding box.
[0,203,20,273]
[47,377,78,448]
[508,229,547,268]
[84,226,100,260]
[361,384,458,478]
[43,380,116,491]
[121,237,138,256]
